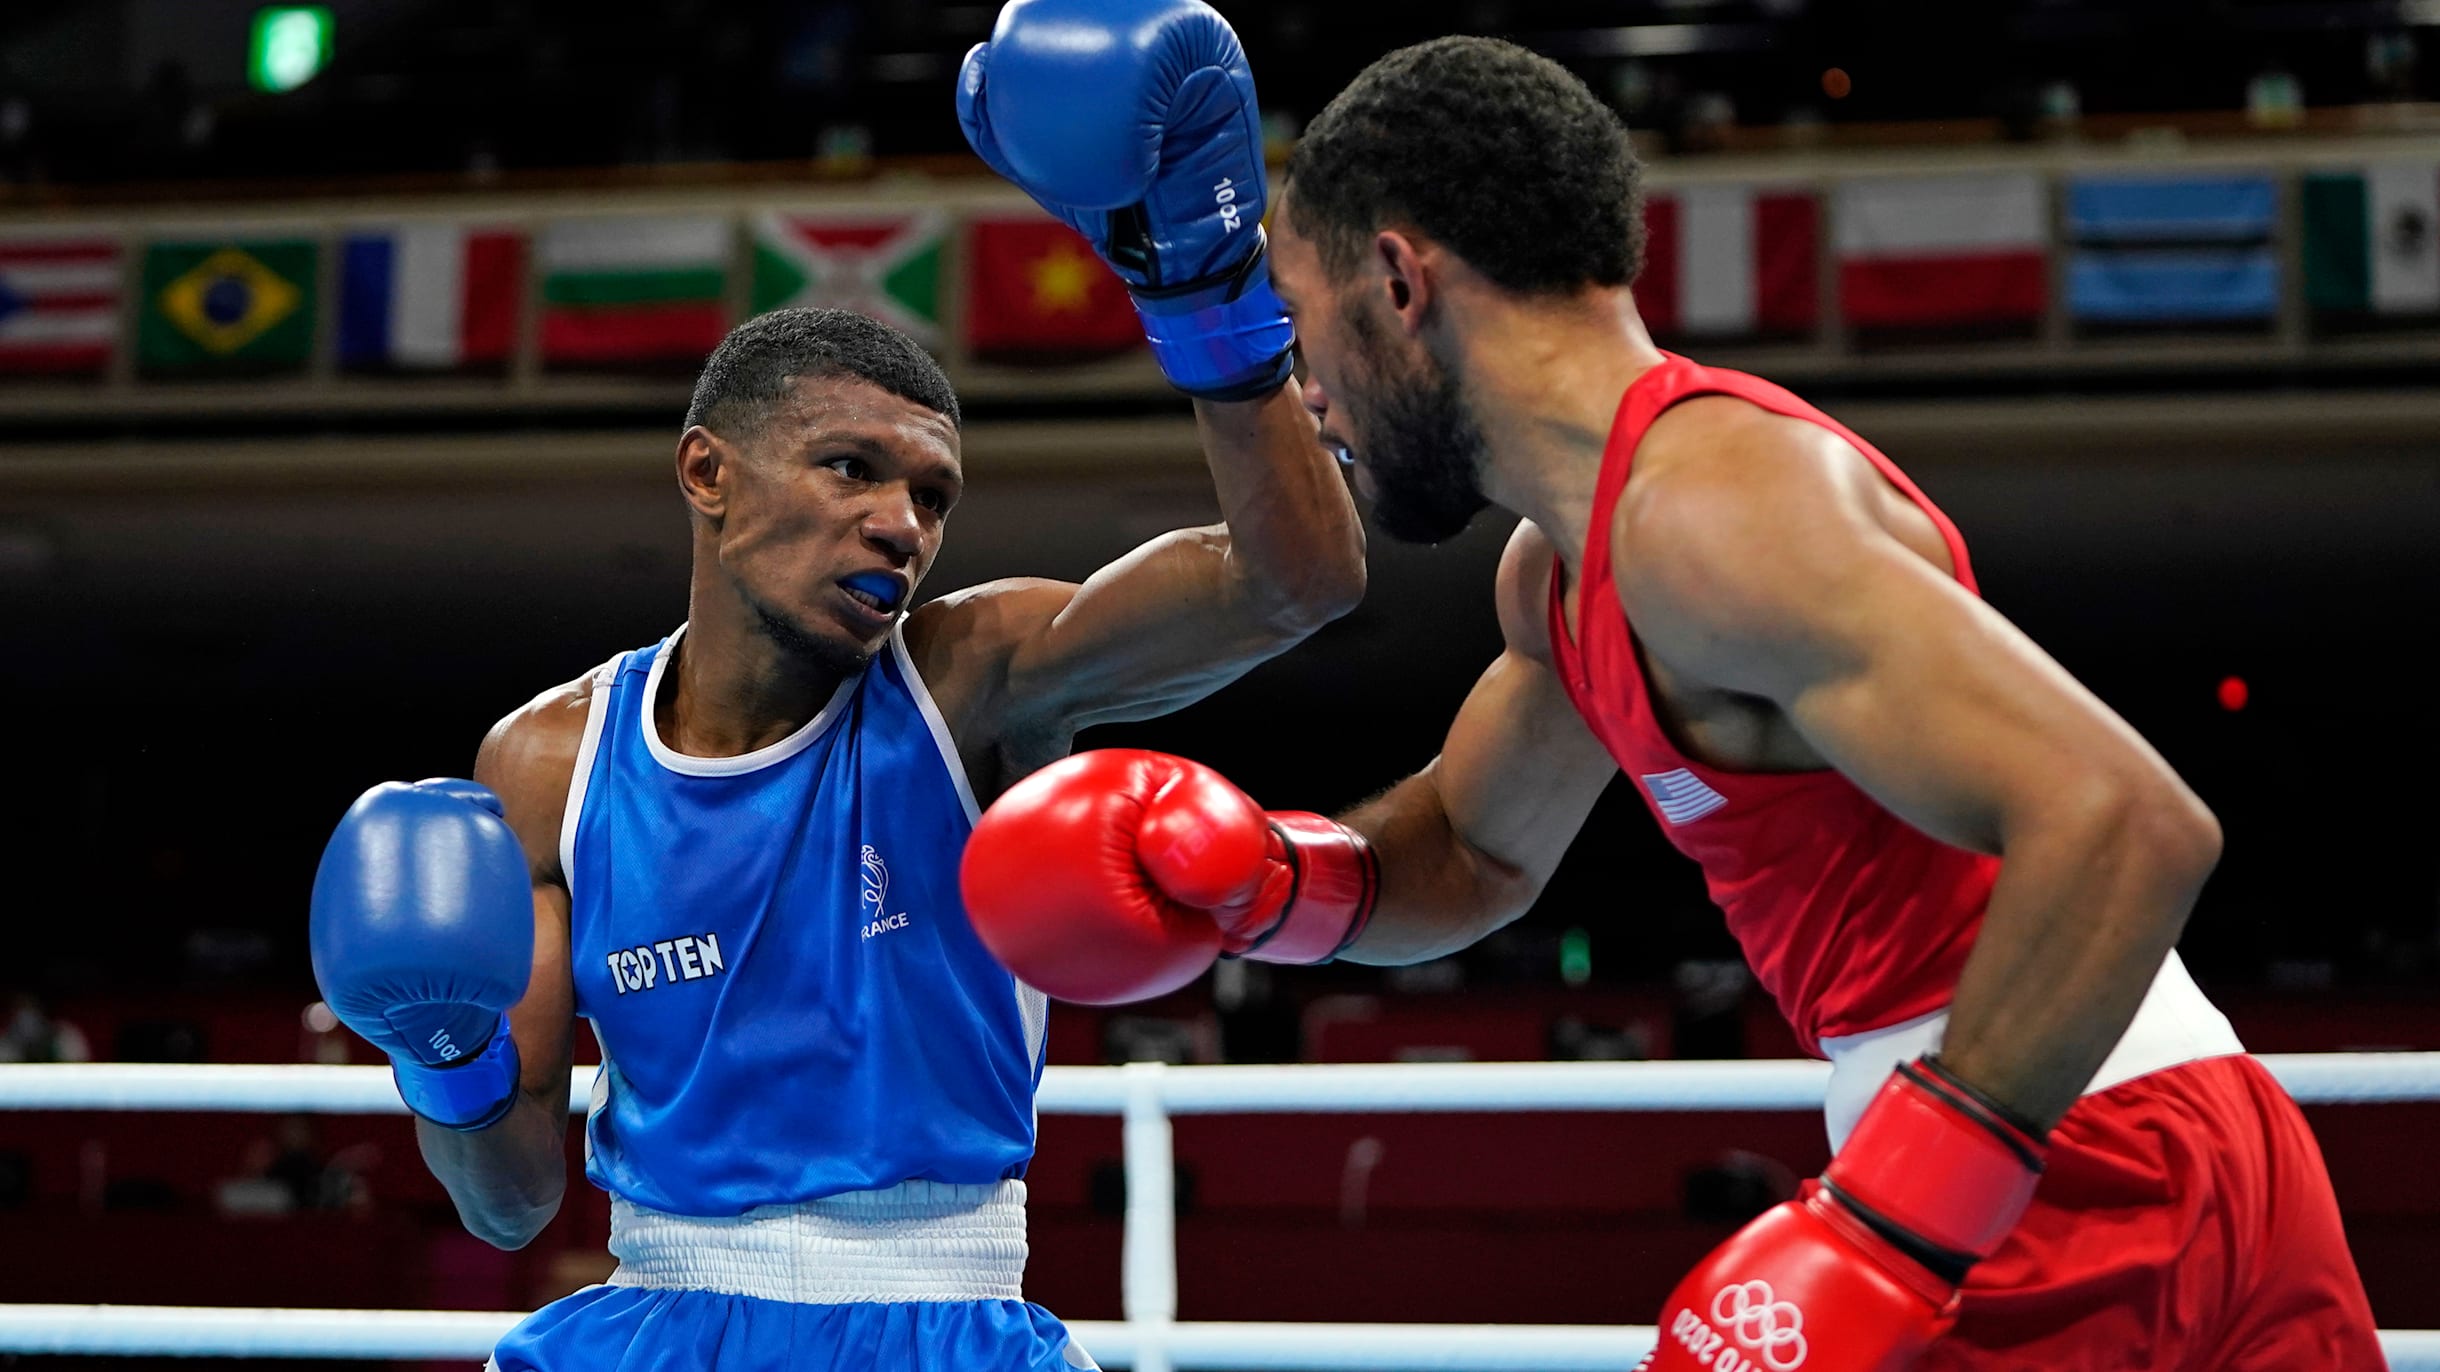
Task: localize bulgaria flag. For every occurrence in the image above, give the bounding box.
[1638,185,1818,338]
[1836,173,2048,329]
[338,224,524,370]
[538,217,730,366]
[2302,163,2440,317]
[0,228,120,375]
[964,218,1143,360]
[751,210,945,346]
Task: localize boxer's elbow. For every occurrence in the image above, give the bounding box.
[2046,769,2222,940]
[1245,546,1366,637]
[2128,783,2221,912]
[458,1177,565,1251]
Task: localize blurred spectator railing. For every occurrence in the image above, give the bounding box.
[2,133,2438,425]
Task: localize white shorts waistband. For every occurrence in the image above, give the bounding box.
[1817,950,2246,1151]
[608,1178,1028,1304]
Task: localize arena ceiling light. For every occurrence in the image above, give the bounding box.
[248,6,334,94]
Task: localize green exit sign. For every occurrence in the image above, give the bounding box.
[249,6,333,93]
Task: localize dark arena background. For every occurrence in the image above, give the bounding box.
[1,1,2437,1368]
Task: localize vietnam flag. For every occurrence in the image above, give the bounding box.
[965,218,1143,361]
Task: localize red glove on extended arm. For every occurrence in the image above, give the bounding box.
[959,749,1377,1005]
[1641,1057,2047,1372]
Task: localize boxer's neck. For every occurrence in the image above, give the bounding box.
[665,576,853,758]
[1453,285,1666,569]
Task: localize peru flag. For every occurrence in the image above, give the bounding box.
[338,224,525,370]
[1835,173,2049,329]
[1638,186,1819,338]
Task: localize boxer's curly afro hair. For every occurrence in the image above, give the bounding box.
[686,307,961,441]
[1285,36,1645,296]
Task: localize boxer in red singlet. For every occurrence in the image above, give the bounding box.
[958,35,2385,1372]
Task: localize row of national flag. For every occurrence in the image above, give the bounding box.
[1635,161,2440,338]
[0,213,1144,379]
[3,166,2436,378]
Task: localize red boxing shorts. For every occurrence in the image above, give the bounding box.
[1921,1054,2385,1371]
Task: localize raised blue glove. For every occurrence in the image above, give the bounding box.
[309,779,532,1131]
[958,0,1293,400]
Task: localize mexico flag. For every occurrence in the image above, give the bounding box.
[751,210,945,346]
[538,217,731,366]
[2302,163,2440,318]
[1638,185,1818,339]
[1836,173,2048,330]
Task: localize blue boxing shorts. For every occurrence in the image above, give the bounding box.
[489,1181,1095,1372]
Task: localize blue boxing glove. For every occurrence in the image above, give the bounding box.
[959,0,1293,400]
[309,779,533,1131]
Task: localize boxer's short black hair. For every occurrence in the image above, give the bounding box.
[1285,36,1644,295]
[686,308,961,439]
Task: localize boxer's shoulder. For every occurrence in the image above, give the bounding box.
[1492,518,1561,666]
[473,672,597,881]
[899,582,1079,799]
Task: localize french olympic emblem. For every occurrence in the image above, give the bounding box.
[1712,1280,1807,1371]
[858,845,911,941]
[860,845,889,912]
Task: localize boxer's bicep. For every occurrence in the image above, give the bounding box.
[1338,650,1615,965]
[505,881,576,1109]
[472,690,584,1100]
[1437,650,1621,881]
[1338,521,1617,965]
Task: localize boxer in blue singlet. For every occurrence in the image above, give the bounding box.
[304,6,1361,1366]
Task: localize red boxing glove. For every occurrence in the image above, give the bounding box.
[959,749,1377,1005]
[1642,1057,2047,1372]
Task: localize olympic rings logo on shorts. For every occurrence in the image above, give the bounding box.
[1710,1280,1807,1371]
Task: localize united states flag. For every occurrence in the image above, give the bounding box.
[1643,768,1729,825]
[0,229,122,376]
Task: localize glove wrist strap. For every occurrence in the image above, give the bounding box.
[393,1017,521,1132]
[1823,1056,2048,1265]
[1132,234,1295,402]
[1237,811,1378,965]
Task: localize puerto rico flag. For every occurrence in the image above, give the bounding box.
[0,229,121,376]
[338,224,524,370]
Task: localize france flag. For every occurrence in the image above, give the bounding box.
[339,225,524,370]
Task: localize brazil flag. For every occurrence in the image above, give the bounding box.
[139,238,319,376]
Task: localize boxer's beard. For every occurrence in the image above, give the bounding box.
[751,596,877,680]
[1345,306,1491,545]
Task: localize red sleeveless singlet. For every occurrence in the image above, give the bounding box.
[1546,354,1999,1055]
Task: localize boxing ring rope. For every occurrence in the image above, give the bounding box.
[4,1055,2437,1370]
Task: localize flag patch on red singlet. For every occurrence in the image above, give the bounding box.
[1643,769,1729,824]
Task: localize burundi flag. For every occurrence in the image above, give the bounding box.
[538,216,730,367]
[138,237,318,376]
[2302,163,2440,319]
[751,210,945,345]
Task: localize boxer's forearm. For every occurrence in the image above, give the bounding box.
[1334,767,1540,965]
[1937,792,2219,1130]
[1191,383,1365,628]
[415,1087,568,1250]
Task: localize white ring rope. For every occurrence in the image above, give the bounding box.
[0,1308,2435,1370]
[3,1051,2436,1115]
[4,1055,2435,1367]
